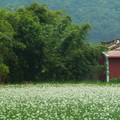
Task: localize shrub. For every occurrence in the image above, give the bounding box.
[0,64,9,83]
[110,77,120,83]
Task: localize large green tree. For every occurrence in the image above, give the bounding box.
[0,9,17,82]
[0,2,108,83]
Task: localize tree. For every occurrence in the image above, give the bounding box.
[0,2,108,83]
[0,9,16,82]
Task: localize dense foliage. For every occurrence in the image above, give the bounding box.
[0,0,120,44]
[0,3,107,83]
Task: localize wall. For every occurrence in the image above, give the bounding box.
[109,58,120,80]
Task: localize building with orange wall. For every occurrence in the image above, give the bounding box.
[99,51,120,82]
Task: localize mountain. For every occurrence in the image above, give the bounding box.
[1,0,120,44]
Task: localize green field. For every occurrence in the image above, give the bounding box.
[0,83,120,119]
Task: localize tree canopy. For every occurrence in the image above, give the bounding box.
[0,2,108,83]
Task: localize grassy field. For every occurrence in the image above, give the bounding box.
[0,83,120,119]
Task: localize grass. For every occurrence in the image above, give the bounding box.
[0,82,120,119]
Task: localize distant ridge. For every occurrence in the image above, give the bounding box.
[1,0,120,44]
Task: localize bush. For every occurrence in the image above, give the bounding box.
[110,77,120,83]
[0,64,9,83]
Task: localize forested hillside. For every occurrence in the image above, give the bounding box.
[0,3,107,83]
[0,0,120,44]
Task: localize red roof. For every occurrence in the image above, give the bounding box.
[105,51,120,58]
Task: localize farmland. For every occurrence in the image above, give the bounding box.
[0,83,120,119]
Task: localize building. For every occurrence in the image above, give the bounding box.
[99,51,120,82]
[100,38,120,51]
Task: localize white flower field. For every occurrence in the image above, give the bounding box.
[0,83,120,119]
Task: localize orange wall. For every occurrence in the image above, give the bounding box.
[109,58,120,80]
